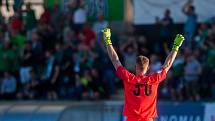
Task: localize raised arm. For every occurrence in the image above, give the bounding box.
[162,34,185,73]
[182,0,192,15]
[102,28,122,70]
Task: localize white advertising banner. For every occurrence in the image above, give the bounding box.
[204,103,215,121]
[133,0,215,24]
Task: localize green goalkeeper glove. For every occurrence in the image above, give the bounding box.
[172,34,185,51]
[101,28,112,46]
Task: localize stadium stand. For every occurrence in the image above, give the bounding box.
[0,0,214,102]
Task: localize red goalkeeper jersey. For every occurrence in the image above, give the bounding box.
[116,66,166,119]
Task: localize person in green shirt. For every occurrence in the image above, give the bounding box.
[11,44,21,73]
[10,32,26,48]
[23,3,37,31]
[44,0,59,10]
[205,48,215,68]
[0,41,14,72]
[203,48,215,82]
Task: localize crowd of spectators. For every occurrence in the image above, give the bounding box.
[0,0,214,101]
[155,0,215,101]
[0,0,113,100]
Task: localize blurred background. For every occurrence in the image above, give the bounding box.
[0,0,214,121]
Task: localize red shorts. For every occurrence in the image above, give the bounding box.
[126,117,153,121]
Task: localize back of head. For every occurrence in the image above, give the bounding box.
[190,5,195,11]
[136,55,149,72]
[189,5,195,13]
[97,13,104,21]
[165,9,170,16]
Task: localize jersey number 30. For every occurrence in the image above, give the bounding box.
[133,85,152,96]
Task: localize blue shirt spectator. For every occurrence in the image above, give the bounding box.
[182,1,198,46]
[1,72,17,94]
[184,13,197,37]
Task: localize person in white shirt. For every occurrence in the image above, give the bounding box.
[73,4,87,32]
[73,6,87,24]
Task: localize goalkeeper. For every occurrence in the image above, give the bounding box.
[102,28,184,121]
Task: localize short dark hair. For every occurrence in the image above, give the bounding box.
[190,5,195,11]
[136,55,149,69]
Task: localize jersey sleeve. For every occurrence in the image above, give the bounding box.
[147,68,167,84]
[116,66,133,82]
